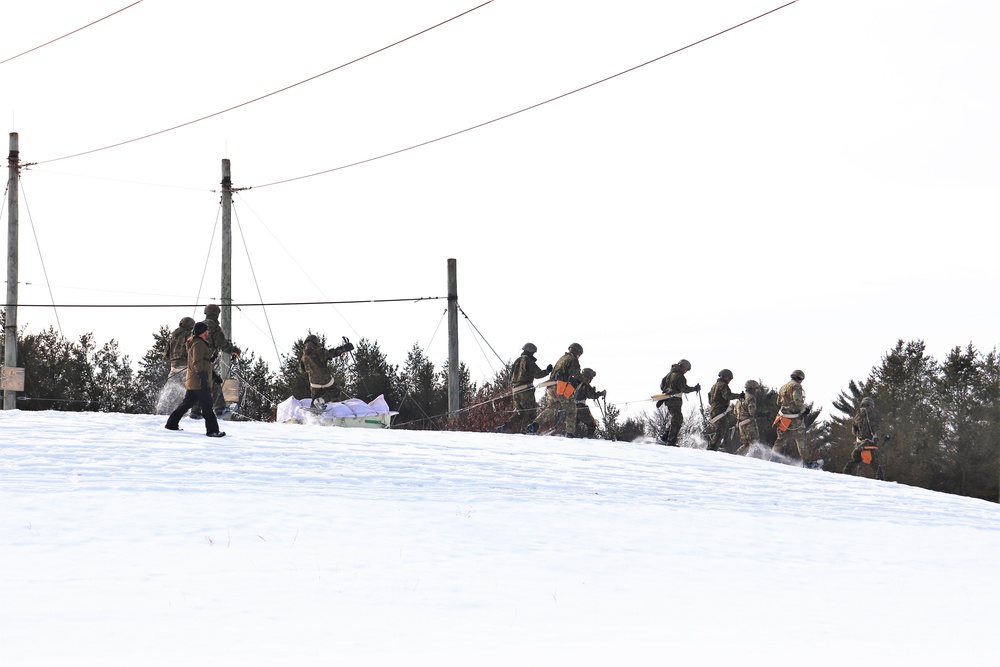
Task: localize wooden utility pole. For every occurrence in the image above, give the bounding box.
[219,159,233,382]
[4,133,19,410]
[447,258,459,416]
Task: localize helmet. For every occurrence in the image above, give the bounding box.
[861,396,875,408]
[522,342,537,355]
[204,303,221,316]
[179,317,195,329]
[678,359,691,371]
[582,368,596,379]
[568,343,584,356]
[304,334,319,345]
[744,379,760,391]
[791,369,805,381]
[718,368,733,381]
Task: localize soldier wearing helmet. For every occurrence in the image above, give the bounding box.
[655,359,700,446]
[529,343,585,437]
[572,367,606,438]
[299,333,355,407]
[497,343,553,434]
[707,369,743,452]
[843,396,884,479]
[734,379,766,456]
[158,316,198,414]
[772,370,807,463]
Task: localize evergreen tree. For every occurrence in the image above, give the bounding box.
[17,328,96,411]
[347,337,398,406]
[394,344,447,429]
[89,339,138,413]
[136,325,171,414]
[230,351,276,422]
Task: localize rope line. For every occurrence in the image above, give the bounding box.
[248,0,800,189]
[17,177,62,336]
[232,203,282,364]
[0,1,145,67]
[31,1,495,165]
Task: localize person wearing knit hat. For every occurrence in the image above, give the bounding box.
[164,321,226,437]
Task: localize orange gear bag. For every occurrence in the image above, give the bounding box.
[773,415,792,432]
[555,380,575,399]
[860,445,877,465]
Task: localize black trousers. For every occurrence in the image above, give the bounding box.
[166,387,221,434]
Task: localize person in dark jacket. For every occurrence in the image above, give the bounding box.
[843,396,883,479]
[656,359,700,446]
[164,322,226,437]
[191,304,242,418]
[498,343,552,434]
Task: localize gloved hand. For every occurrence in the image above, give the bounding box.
[598,389,607,398]
[231,347,241,358]
[213,371,223,385]
[197,371,209,389]
[738,391,746,400]
[545,364,553,373]
[692,383,701,392]
[655,399,666,408]
[341,341,355,353]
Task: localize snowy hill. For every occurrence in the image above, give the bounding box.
[2,410,997,666]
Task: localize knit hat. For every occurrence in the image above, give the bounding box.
[193,322,209,336]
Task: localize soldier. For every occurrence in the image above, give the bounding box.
[497,343,552,434]
[190,304,242,419]
[843,396,884,479]
[529,343,584,437]
[734,379,765,456]
[300,334,354,406]
[707,369,743,452]
[573,368,606,438]
[164,322,226,437]
[164,317,196,379]
[772,369,806,463]
[656,359,700,446]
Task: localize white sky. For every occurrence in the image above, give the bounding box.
[2,0,998,420]
[2,410,998,664]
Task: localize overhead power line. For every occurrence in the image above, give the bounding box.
[31,0,495,166]
[0,1,145,67]
[249,0,800,190]
[10,297,447,308]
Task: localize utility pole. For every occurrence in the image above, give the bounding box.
[219,159,232,383]
[3,133,20,410]
[447,258,459,416]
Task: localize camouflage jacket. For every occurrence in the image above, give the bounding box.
[778,379,805,416]
[852,406,881,443]
[575,380,601,405]
[201,315,237,356]
[300,340,346,387]
[550,352,582,386]
[510,353,549,387]
[660,365,694,399]
[165,326,192,368]
[184,335,216,391]
[708,379,739,418]
[734,390,759,422]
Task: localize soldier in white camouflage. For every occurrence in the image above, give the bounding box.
[573,368,606,438]
[772,369,806,462]
[529,343,584,437]
[707,369,742,452]
[734,379,764,456]
[497,343,552,434]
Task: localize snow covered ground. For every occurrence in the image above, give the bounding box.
[2,410,997,666]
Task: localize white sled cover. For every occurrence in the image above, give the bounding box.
[276,394,398,428]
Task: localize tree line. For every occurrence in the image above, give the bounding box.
[2,312,996,503]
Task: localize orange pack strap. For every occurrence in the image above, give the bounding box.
[555,380,575,399]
